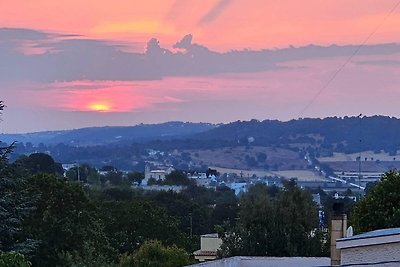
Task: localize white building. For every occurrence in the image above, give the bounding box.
[227,182,247,195]
[193,233,223,262]
[336,228,400,266]
[142,165,174,186]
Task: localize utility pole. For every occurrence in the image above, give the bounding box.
[189,213,193,238]
[358,114,362,182]
[77,161,80,182]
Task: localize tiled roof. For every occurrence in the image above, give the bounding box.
[201,233,219,238]
[193,250,218,256]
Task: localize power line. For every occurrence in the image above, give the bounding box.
[299,0,400,117]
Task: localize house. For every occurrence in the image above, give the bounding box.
[227,182,247,195]
[62,163,77,171]
[336,228,400,266]
[193,233,223,262]
[190,172,211,187]
[333,192,357,202]
[142,165,174,185]
[190,172,208,179]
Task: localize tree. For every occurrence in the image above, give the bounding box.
[256,152,267,162]
[127,172,144,185]
[105,171,125,186]
[352,170,400,233]
[273,180,324,256]
[66,163,100,185]
[23,174,115,266]
[0,252,32,267]
[219,184,274,257]
[98,199,187,255]
[163,170,195,186]
[211,190,239,229]
[219,183,325,257]
[0,156,37,255]
[101,166,117,172]
[0,102,37,255]
[120,240,190,267]
[244,155,257,167]
[14,153,64,176]
[206,168,219,178]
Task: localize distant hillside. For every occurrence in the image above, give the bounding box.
[5,116,400,171]
[193,116,400,153]
[0,122,216,146]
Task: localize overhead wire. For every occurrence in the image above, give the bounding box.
[298,0,400,117]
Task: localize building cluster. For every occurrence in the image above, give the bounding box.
[140,164,365,200]
[335,171,384,187]
[142,165,289,195]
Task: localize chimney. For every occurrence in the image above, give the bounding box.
[330,202,347,266]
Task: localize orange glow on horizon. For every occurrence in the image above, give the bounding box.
[46,81,158,113]
[88,103,112,112]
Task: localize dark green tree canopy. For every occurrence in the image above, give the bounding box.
[352,170,400,233]
[24,174,114,266]
[0,104,38,256]
[0,251,32,267]
[0,155,37,255]
[219,182,325,257]
[120,240,190,267]
[66,163,100,184]
[14,153,64,176]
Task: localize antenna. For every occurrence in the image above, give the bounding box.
[346,226,354,237]
[298,0,400,117]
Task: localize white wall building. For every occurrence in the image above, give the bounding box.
[142,165,174,185]
[193,233,223,262]
[336,228,400,266]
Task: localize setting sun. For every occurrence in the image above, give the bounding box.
[88,103,111,112]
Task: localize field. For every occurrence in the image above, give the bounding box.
[318,151,399,162]
[318,151,400,172]
[209,167,326,181]
[183,146,309,171]
[273,170,326,181]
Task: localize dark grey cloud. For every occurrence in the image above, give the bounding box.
[197,0,235,25]
[0,28,53,40]
[1,28,400,83]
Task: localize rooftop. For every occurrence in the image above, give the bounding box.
[339,227,400,242]
[201,233,219,238]
[337,227,400,249]
[188,256,330,267]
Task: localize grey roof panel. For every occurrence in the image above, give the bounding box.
[338,227,400,242]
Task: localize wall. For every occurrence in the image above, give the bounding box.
[341,242,400,266]
[201,236,223,251]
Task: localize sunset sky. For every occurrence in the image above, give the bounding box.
[1,0,400,133]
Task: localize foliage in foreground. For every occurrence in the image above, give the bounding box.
[218,182,327,257]
[0,251,31,267]
[352,170,400,233]
[120,240,191,267]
